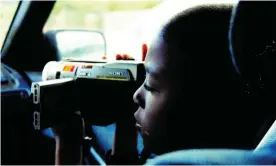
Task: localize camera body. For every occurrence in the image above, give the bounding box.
[32,61,145,130]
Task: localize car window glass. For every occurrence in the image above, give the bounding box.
[0,1,19,51]
[44,0,162,61]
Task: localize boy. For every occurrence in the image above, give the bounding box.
[53,3,260,165]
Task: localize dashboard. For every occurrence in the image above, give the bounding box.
[1,63,30,91]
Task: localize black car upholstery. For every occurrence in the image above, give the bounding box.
[229,0,276,144]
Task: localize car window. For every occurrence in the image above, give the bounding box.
[44,0,162,61]
[0,1,19,51]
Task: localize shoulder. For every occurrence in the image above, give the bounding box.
[145,149,276,165]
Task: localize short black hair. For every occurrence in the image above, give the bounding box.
[160,4,239,100]
[161,4,236,91]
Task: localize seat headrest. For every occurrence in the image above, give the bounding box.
[229,1,276,84]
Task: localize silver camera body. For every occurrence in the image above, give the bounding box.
[31,61,145,130]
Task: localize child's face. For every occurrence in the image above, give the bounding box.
[133,36,181,153]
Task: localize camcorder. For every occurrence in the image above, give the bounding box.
[31,60,145,130]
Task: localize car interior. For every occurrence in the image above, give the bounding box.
[1,0,275,165]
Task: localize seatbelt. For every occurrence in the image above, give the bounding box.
[255,120,276,151]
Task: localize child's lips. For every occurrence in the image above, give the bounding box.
[135,123,149,136]
[135,123,142,132]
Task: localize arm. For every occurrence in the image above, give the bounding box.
[112,121,137,155]
[53,113,85,165]
[107,117,140,164]
[55,137,83,165]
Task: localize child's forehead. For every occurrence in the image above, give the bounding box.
[146,31,186,78]
[146,40,168,66]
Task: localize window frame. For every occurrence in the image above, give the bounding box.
[0,1,21,53]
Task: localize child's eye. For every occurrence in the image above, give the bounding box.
[144,84,156,92]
